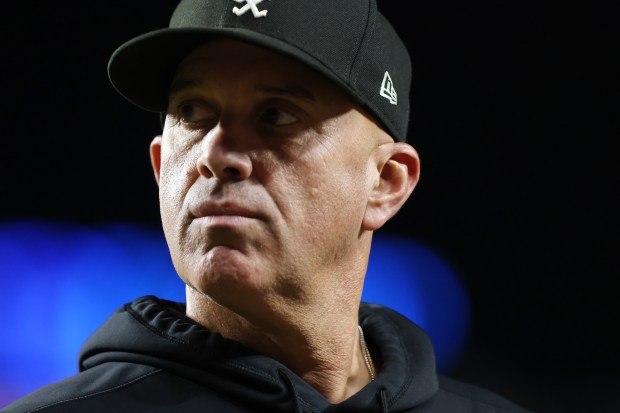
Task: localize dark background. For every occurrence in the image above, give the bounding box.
[1,1,618,411]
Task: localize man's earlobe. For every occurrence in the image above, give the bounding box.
[149,135,163,185]
[362,143,420,231]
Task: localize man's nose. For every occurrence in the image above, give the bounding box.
[196,124,253,181]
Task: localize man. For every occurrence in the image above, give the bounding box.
[3,0,530,412]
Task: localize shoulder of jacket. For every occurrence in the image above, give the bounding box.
[1,363,161,413]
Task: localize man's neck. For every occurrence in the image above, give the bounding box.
[185,287,373,403]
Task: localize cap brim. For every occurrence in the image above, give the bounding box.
[108,27,365,113]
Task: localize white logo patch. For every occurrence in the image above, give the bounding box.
[380,71,397,105]
[233,0,268,18]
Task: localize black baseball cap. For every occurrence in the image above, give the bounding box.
[108,0,412,142]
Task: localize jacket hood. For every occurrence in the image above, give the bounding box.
[79,296,438,412]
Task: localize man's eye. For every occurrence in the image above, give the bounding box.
[177,103,214,123]
[260,108,299,126]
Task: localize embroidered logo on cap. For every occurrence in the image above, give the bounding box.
[233,0,268,18]
[380,71,397,105]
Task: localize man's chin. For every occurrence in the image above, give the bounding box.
[187,247,270,296]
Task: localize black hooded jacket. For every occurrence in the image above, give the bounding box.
[3,296,530,412]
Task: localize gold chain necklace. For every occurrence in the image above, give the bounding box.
[358,325,376,380]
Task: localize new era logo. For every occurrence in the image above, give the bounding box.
[380,71,397,105]
[233,0,268,18]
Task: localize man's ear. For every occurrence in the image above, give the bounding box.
[362,142,420,231]
[149,135,163,185]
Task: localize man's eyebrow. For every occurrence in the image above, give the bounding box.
[255,84,317,102]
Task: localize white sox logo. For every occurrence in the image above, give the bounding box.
[233,0,268,18]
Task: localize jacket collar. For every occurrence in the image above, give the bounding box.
[80,296,438,412]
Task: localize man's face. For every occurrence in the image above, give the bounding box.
[152,39,383,314]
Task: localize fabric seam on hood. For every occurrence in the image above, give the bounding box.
[23,369,162,413]
[278,369,322,413]
[227,360,281,383]
[298,397,321,413]
[380,309,416,409]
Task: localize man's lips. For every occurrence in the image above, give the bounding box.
[189,200,262,220]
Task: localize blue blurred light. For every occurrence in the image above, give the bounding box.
[363,235,471,372]
[0,220,183,406]
[0,220,470,407]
